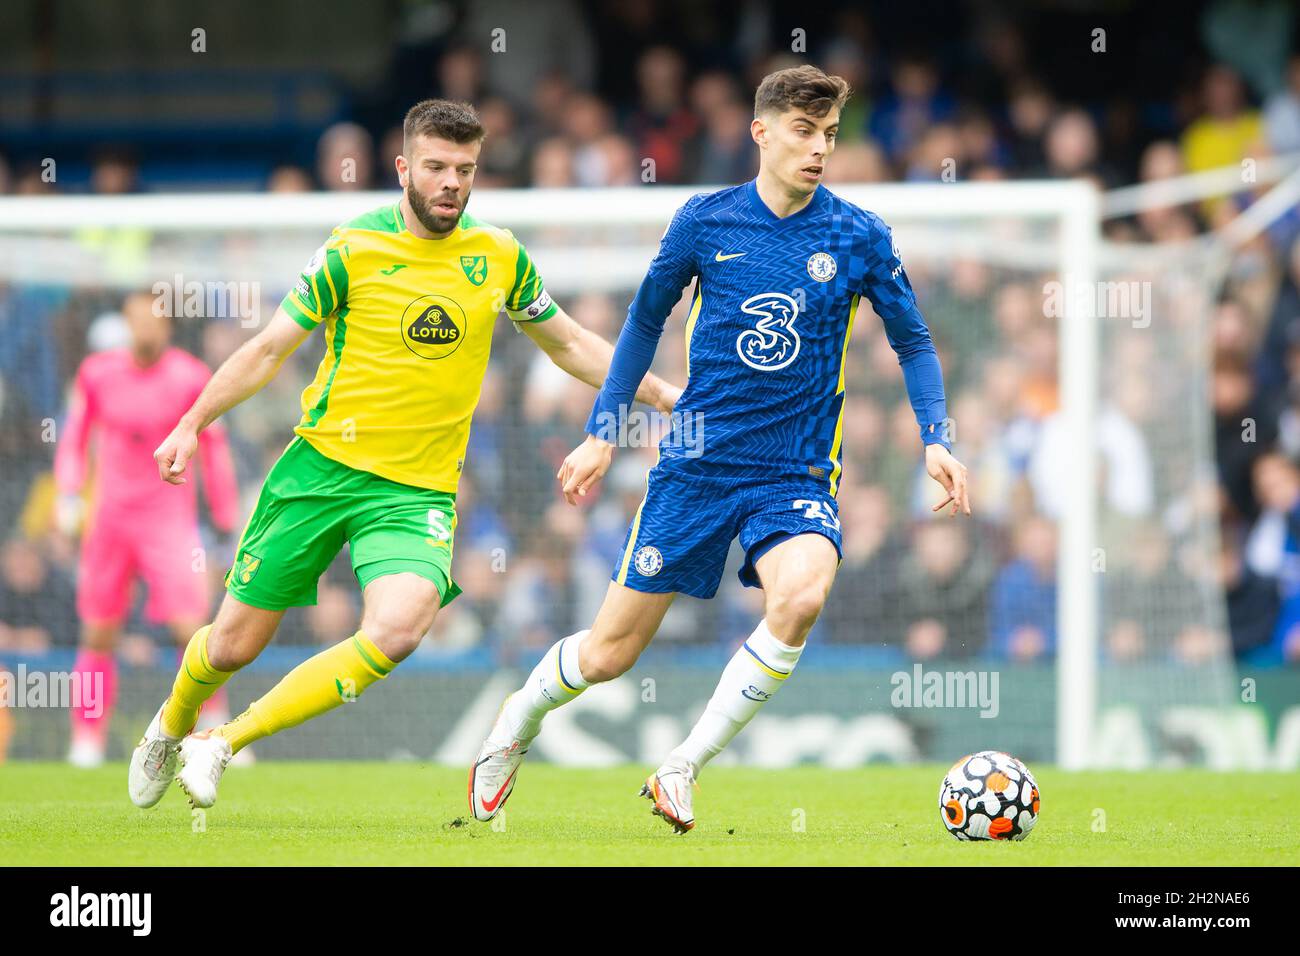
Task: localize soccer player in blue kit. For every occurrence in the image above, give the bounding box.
[471,65,971,832]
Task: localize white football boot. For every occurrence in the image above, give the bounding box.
[468,697,530,822]
[176,731,233,809]
[640,759,696,834]
[127,704,182,807]
[195,705,255,766]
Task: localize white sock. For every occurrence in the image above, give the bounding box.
[498,630,591,742]
[669,619,803,776]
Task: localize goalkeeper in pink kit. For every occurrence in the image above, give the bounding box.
[54,291,239,766]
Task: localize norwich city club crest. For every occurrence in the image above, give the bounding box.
[401,294,468,360]
[233,551,261,585]
[460,255,487,286]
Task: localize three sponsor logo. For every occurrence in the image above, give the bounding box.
[736,292,802,372]
[729,253,836,372]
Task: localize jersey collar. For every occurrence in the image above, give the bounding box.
[745,178,824,224]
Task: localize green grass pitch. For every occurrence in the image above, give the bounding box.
[2,762,1296,866]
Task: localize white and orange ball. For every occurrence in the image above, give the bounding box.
[939,750,1040,841]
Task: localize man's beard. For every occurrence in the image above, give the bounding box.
[406,183,466,235]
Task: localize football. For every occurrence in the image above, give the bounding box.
[939,751,1040,841]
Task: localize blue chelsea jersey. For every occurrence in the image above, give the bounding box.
[589,179,948,494]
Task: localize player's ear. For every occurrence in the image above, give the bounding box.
[395,153,409,188]
[750,116,767,148]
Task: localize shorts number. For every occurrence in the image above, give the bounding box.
[427,508,451,541]
[793,498,841,532]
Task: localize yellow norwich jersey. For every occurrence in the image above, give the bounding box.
[279,202,557,492]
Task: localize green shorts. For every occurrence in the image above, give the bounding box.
[225,436,462,611]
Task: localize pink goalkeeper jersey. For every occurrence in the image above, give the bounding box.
[54,347,239,531]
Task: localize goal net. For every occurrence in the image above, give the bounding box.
[0,181,1249,769]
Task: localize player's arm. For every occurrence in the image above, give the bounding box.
[154,307,312,485]
[517,305,681,415]
[864,220,969,516]
[502,237,679,413]
[555,198,700,505]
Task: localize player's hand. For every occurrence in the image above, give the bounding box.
[154,425,199,485]
[926,443,970,517]
[557,434,615,505]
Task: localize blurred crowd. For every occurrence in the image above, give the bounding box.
[3,2,1300,669]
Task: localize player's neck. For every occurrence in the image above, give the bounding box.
[130,347,165,369]
[754,170,816,219]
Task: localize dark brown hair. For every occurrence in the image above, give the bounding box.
[403,99,485,147]
[754,65,852,119]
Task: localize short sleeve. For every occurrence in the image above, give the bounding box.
[506,238,558,323]
[859,218,917,320]
[281,229,350,329]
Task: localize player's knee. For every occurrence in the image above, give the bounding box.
[767,582,829,636]
[205,625,261,671]
[359,609,429,663]
[359,620,425,662]
[581,638,638,683]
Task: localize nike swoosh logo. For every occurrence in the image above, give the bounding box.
[715,251,746,262]
[381,264,407,275]
[479,765,518,813]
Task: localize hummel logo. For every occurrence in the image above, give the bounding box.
[715,251,746,262]
[381,264,407,275]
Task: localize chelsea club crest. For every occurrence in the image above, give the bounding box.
[634,545,663,576]
[806,252,837,282]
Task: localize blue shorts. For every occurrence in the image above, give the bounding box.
[611,464,844,599]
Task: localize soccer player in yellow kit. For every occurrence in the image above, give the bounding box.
[127,99,679,810]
